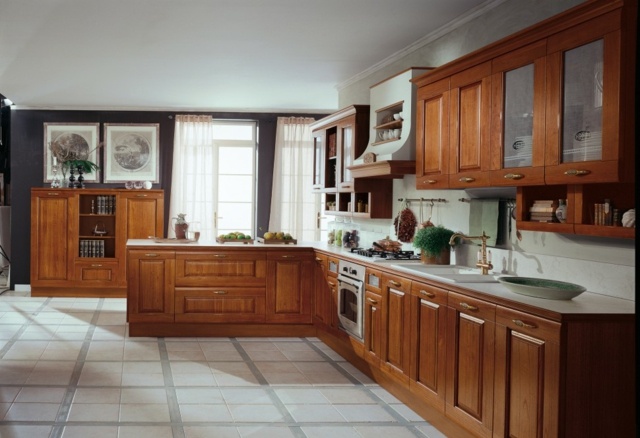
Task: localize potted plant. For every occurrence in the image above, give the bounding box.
[413,225,455,265]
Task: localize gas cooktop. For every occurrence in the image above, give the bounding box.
[349,247,421,263]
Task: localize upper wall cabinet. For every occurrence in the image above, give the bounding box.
[413,0,636,188]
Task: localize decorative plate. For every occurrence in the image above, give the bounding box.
[497,276,586,300]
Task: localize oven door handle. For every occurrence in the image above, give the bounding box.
[337,277,362,290]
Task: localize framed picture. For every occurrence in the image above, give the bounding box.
[104,123,159,183]
[44,123,100,182]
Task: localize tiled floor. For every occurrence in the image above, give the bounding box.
[0,292,447,438]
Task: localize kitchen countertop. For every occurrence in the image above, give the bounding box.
[127,239,635,316]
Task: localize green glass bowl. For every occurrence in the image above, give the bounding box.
[497,276,587,300]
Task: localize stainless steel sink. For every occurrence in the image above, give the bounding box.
[390,264,500,283]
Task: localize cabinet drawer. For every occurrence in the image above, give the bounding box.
[411,281,447,306]
[175,287,266,323]
[496,306,561,342]
[175,251,267,286]
[448,291,496,321]
[382,273,411,293]
[365,268,383,293]
[74,261,120,285]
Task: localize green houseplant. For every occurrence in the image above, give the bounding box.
[413,225,455,265]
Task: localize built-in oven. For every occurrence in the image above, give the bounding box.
[337,259,365,341]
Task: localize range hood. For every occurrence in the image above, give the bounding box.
[349,67,432,179]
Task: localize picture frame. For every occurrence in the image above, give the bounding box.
[103,123,160,183]
[43,122,100,183]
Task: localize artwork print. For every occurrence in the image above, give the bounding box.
[43,123,100,182]
[104,124,159,183]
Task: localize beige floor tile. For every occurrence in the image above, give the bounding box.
[61,425,118,438]
[228,404,286,422]
[0,386,20,402]
[354,426,420,438]
[301,426,361,438]
[0,425,53,438]
[208,361,251,374]
[172,372,217,386]
[183,426,240,438]
[320,388,377,404]
[306,371,354,386]
[170,361,210,374]
[281,350,325,361]
[286,404,347,422]
[67,403,120,421]
[118,425,175,438]
[168,350,207,361]
[261,371,310,385]
[214,372,261,387]
[119,403,171,422]
[15,387,67,403]
[275,388,330,404]
[180,404,233,422]
[220,388,272,404]
[176,387,225,404]
[203,350,243,361]
[120,388,168,404]
[239,341,278,351]
[73,388,121,404]
[245,350,288,361]
[333,404,398,422]
[77,372,123,387]
[237,425,296,438]
[3,402,61,421]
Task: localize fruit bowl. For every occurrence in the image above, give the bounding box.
[216,231,254,244]
[257,237,297,245]
[216,237,254,244]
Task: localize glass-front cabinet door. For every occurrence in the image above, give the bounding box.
[544,13,626,184]
[312,131,324,192]
[490,41,546,186]
[338,121,354,191]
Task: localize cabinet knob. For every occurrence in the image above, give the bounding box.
[214,254,226,258]
[564,169,590,176]
[503,173,524,180]
[512,319,536,329]
[459,177,476,183]
[213,290,228,295]
[419,289,435,298]
[366,298,378,305]
[459,302,478,311]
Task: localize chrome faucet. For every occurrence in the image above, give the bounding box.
[449,231,493,275]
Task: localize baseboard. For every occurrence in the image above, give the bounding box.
[15,284,31,292]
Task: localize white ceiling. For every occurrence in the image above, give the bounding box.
[0,0,490,113]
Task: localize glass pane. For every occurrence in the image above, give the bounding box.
[218,146,253,175]
[341,126,353,183]
[212,123,255,141]
[503,64,534,168]
[218,175,253,202]
[313,136,322,185]
[562,39,603,163]
[218,202,252,235]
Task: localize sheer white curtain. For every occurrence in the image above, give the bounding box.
[169,115,216,238]
[269,117,320,241]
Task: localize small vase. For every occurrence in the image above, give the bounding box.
[555,199,567,223]
[420,248,451,265]
[50,164,62,188]
[76,166,85,188]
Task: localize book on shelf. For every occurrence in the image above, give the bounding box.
[529,206,556,213]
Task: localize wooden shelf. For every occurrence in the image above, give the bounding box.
[373,120,402,130]
[348,160,415,179]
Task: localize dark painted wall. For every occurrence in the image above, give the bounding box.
[8,109,325,288]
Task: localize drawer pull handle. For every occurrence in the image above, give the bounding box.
[213,290,228,295]
[459,177,476,183]
[503,173,523,180]
[389,280,401,287]
[564,169,590,176]
[214,254,226,258]
[425,179,437,185]
[47,192,60,196]
[328,281,336,286]
[90,264,103,267]
[281,255,296,258]
[367,298,378,304]
[144,253,158,257]
[136,194,148,197]
[315,257,322,262]
[513,319,536,329]
[419,290,435,298]
[460,302,478,311]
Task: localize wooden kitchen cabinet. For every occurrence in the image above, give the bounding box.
[326,256,340,329]
[174,288,266,323]
[30,189,77,287]
[313,253,331,327]
[363,267,383,366]
[266,250,314,324]
[127,249,175,323]
[489,41,547,186]
[415,78,451,189]
[493,306,561,438]
[31,188,164,297]
[448,62,492,189]
[445,291,496,438]
[380,272,412,383]
[409,281,448,412]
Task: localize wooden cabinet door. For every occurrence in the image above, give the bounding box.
[448,62,492,188]
[416,77,450,189]
[494,306,561,438]
[74,260,120,287]
[363,289,382,366]
[175,287,266,323]
[380,272,412,383]
[175,251,267,287]
[544,12,630,184]
[313,254,331,326]
[489,41,547,186]
[326,257,340,329]
[30,189,77,286]
[127,250,175,323]
[445,291,495,438]
[121,190,164,240]
[266,251,314,324]
[409,281,448,412]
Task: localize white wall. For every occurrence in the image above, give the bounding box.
[335,0,635,301]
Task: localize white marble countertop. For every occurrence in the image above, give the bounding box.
[127,239,635,316]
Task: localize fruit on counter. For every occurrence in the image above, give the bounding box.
[263,231,275,239]
[276,232,284,239]
[219,232,252,240]
[262,231,294,240]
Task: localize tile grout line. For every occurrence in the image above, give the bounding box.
[0,297,52,359]
[49,298,105,438]
[157,337,186,438]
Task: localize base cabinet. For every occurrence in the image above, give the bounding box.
[266,251,314,324]
[127,250,175,323]
[313,254,332,326]
[380,273,412,383]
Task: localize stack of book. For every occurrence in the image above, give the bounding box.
[529,200,557,222]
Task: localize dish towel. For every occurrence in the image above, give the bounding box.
[468,199,500,247]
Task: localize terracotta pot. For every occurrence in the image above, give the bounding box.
[420,248,451,265]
